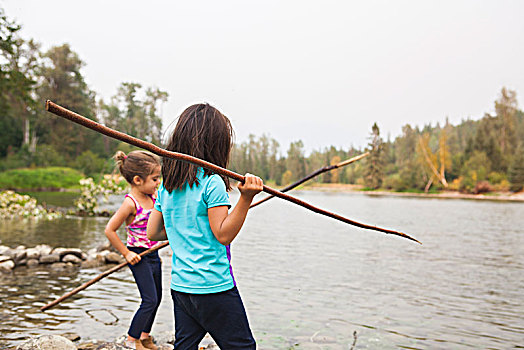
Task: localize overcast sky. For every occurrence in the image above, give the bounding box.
[2,0,524,154]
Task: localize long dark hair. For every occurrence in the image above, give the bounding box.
[162,103,233,192]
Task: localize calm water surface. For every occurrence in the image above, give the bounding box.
[0,191,523,349]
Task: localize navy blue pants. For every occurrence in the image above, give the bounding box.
[171,287,256,350]
[127,246,162,339]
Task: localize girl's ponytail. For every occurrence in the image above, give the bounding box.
[114,150,127,175]
[113,150,160,185]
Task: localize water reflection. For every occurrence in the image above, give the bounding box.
[1,192,523,349]
[19,191,79,208]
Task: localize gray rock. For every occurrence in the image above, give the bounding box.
[16,334,76,350]
[40,253,61,264]
[105,252,125,264]
[26,258,40,268]
[81,252,88,260]
[0,259,15,272]
[62,254,82,264]
[77,341,104,350]
[151,331,175,346]
[113,334,127,344]
[0,255,11,263]
[4,248,18,259]
[85,250,98,262]
[52,247,83,258]
[14,249,28,262]
[51,262,70,271]
[82,259,102,268]
[157,345,173,350]
[35,244,53,255]
[97,241,112,252]
[16,258,27,266]
[0,245,10,255]
[61,332,81,342]
[77,341,102,350]
[95,343,130,350]
[25,247,40,260]
[96,250,110,264]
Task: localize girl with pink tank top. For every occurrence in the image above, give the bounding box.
[105,150,162,350]
[125,193,157,249]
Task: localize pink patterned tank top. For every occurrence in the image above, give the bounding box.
[125,193,158,249]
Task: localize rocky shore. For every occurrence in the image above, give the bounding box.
[0,242,126,273]
[0,244,223,349]
[10,332,219,350]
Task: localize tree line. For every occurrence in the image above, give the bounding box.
[0,7,167,176]
[230,89,524,193]
[1,7,523,193]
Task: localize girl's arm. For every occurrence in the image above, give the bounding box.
[105,197,141,265]
[147,209,168,241]
[208,173,263,246]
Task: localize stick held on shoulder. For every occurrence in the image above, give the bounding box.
[45,100,420,244]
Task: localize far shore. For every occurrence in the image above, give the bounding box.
[301,183,524,202]
[3,183,524,203]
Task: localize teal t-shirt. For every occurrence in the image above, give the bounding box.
[154,168,235,294]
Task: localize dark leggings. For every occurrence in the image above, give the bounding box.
[127,246,162,339]
[171,287,256,350]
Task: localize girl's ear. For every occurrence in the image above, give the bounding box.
[132,175,143,186]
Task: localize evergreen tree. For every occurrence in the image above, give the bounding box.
[285,140,306,183]
[364,123,384,189]
[508,149,524,192]
[268,138,281,183]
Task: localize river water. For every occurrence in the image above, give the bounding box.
[0,191,523,349]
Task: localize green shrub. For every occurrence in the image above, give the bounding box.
[33,144,66,167]
[0,167,84,190]
[72,150,106,178]
[487,172,507,185]
[383,174,408,192]
[0,191,62,220]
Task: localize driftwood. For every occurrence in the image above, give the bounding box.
[40,242,169,311]
[418,135,448,188]
[250,152,369,208]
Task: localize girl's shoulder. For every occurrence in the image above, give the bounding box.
[124,193,137,205]
[118,195,137,215]
[203,173,226,189]
[124,193,140,209]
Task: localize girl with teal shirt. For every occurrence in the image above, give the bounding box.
[147,103,262,349]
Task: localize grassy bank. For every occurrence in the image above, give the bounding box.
[0,167,83,190]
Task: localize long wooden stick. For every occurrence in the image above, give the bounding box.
[40,242,169,311]
[45,100,419,244]
[40,105,418,312]
[250,152,369,208]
